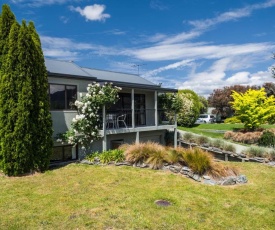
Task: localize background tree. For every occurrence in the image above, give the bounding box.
[199,96,208,114]
[263,82,275,124]
[208,85,258,118]
[177,89,201,127]
[231,88,275,130]
[158,92,182,124]
[0,5,53,175]
[263,82,275,97]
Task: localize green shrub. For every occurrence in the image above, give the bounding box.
[182,148,212,175]
[258,130,275,148]
[85,151,100,162]
[224,116,242,124]
[85,149,125,163]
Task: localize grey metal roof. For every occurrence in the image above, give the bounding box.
[45,58,177,92]
[45,59,92,78]
[82,67,157,86]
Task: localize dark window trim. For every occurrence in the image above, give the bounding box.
[49,83,77,111]
[51,144,78,162]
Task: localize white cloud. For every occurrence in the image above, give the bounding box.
[225,72,250,84]
[174,58,274,97]
[40,35,122,60]
[70,4,110,22]
[157,0,275,45]
[10,0,80,7]
[150,0,168,11]
[142,59,193,78]
[60,16,69,24]
[129,42,274,62]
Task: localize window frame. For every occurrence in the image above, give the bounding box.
[49,83,77,111]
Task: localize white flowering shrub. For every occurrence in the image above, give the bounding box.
[66,82,121,149]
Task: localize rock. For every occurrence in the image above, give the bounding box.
[161,165,170,171]
[267,161,275,166]
[93,157,100,162]
[115,161,132,166]
[203,175,211,180]
[249,158,265,163]
[210,147,223,153]
[169,165,182,173]
[201,143,210,148]
[221,177,237,185]
[187,172,201,182]
[80,159,93,165]
[140,163,149,168]
[237,153,247,158]
[203,179,216,185]
[236,175,248,184]
[180,166,191,175]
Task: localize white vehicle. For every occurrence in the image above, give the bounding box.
[195,114,215,124]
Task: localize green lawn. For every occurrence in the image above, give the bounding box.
[0,163,274,229]
[178,123,275,139]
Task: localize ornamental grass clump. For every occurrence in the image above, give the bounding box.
[208,162,239,179]
[211,139,224,149]
[181,148,212,175]
[164,148,184,164]
[194,135,210,145]
[121,142,167,169]
[182,132,195,143]
[222,143,236,152]
[242,146,267,158]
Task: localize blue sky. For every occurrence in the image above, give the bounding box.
[4,0,275,97]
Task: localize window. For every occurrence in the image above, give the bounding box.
[49,84,77,110]
[51,145,77,162]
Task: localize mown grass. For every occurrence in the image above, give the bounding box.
[0,163,274,229]
[178,123,275,139]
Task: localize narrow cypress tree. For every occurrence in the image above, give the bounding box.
[0,6,53,175]
[0,4,15,69]
[0,21,25,175]
[28,21,53,171]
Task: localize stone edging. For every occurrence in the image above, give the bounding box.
[79,159,248,186]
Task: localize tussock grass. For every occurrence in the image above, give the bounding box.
[181,148,212,175]
[208,162,239,179]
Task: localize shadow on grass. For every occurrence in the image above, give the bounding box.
[49,160,78,171]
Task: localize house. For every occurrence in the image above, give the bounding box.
[46,59,178,162]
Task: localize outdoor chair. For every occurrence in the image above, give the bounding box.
[116,114,127,128]
[106,114,117,129]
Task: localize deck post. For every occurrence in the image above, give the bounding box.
[131,88,135,128]
[174,114,177,148]
[136,131,140,144]
[102,105,107,151]
[155,91,158,126]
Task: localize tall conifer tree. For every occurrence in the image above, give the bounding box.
[0,5,53,175]
[28,21,53,171]
[0,21,22,175]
